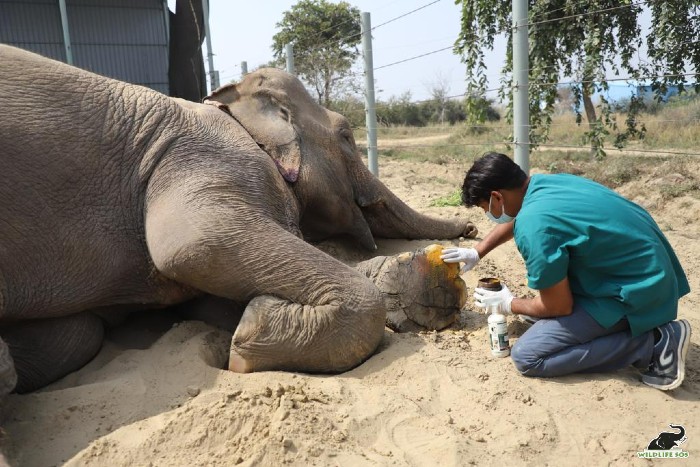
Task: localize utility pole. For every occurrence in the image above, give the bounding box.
[285,43,295,75]
[201,0,219,91]
[512,0,530,174]
[361,12,378,177]
[57,0,73,65]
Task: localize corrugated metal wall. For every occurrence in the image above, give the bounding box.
[0,0,170,94]
[0,0,67,61]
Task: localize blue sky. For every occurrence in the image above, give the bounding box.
[174,0,507,101]
[169,1,658,103]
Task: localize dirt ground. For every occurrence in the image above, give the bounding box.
[2,154,699,466]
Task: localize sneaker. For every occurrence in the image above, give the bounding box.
[642,319,691,391]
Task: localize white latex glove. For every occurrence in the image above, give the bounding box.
[440,247,480,274]
[473,284,514,314]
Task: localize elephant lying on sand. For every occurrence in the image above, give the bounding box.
[0,45,476,394]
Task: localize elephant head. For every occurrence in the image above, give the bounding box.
[203,68,477,250]
[647,425,686,450]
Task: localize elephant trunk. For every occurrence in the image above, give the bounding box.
[352,162,477,240]
[670,425,685,441]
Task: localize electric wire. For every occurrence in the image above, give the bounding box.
[371,0,442,30]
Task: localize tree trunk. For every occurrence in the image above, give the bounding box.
[582,86,598,158]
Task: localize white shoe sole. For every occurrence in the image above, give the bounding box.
[645,319,691,391]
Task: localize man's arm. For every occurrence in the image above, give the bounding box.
[474,221,515,259]
[511,276,573,318]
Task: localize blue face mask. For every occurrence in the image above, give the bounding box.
[486,194,515,224]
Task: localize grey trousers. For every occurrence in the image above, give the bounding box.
[511,303,655,377]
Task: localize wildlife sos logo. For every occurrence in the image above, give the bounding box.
[637,424,689,458]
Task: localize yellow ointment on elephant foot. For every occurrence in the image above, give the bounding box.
[357,244,467,332]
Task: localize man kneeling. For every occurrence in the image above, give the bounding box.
[441,152,691,391]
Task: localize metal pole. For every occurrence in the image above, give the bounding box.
[57,0,73,65]
[512,0,529,174]
[285,43,295,75]
[201,0,219,91]
[361,12,378,177]
[161,0,170,45]
[241,61,248,76]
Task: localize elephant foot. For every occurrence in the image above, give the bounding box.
[228,347,253,373]
[228,290,385,374]
[1,312,104,393]
[356,244,467,332]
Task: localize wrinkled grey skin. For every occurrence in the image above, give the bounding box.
[0,45,477,395]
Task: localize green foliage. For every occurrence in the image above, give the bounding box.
[377,92,427,126]
[372,93,497,127]
[272,0,361,106]
[465,96,501,123]
[430,190,463,207]
[327,94,365,128]
[454,0,700,159]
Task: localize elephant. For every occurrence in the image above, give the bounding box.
[0,45,476,396]
[647,425,686,450]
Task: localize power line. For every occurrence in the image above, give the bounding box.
[304,0,425,46]
[532,71,700,89]
[304,0,445,61]
[373,46,453,71]
[375,35,458,51]
[356,140,700,157]
[526,0,648,29]
[371,0,443,30]
[360,141,510,150]
[524,142,700,157]
[528,0,598,22]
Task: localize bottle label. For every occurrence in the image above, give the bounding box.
[489,321,509,352]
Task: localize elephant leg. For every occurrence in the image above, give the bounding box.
[0,312,104,394]
[228,293,385,373]
[355,244,467,332]
[171,295,246,333]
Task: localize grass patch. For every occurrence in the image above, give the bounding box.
[659,181,700,199]
[530,151,650,187]
[430,190,463,207]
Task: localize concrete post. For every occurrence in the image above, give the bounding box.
[512,0,530,174]
[241,61,248,76]
[285,43,295,75]
[361,12,379,177]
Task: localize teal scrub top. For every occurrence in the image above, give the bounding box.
[513,174,690,336]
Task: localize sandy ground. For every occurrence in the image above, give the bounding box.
[2,156,699,466]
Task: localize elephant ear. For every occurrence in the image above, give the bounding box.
[204,84,301,183]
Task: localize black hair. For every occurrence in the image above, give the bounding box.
[461,152,527,207]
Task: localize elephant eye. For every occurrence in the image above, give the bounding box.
[279,107,291,122]
[340,129,355,147]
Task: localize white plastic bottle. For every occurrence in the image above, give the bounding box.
[486,299,510,357]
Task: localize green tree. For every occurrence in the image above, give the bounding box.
[272,0,361,107]
[455,0,700,159]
